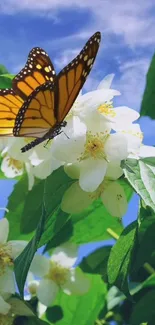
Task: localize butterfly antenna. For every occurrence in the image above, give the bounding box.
[63,131,70,139]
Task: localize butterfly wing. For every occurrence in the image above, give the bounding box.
[0,88,24,136]
[13,81,56,138]
[55,31,101,122]
[12,47,56,101]
[13,31,101,151]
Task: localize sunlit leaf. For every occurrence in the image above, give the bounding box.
[123,158,155,212]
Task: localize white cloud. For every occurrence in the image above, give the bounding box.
[113,58,150,110]
[1,0,155,49]
[54,48,80,70]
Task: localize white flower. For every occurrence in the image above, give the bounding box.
[0,218,27,313]
[1,138,35,190]
[64,74,120,133]
[52,119,128,192]
[30,243,90,306]
[29,142,63,180]
[61,166,127,218]
[67,74,138,134]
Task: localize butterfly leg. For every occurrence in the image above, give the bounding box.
[21,121,67,152]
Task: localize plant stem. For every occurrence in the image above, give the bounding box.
[107,228,119,240]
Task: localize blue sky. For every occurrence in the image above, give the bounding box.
[0,0,155,257]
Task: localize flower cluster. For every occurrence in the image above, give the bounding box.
[1,74,155,217]
[0,218,89,316]
[27,243,90,307]
[0,218,27,316]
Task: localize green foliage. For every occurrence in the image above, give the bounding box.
[80,246,111,277]
[123,158,155,211]
[14,203,47,296]
[107,221,138,298]
[130,290,155,325]
[0,64,14,88]
[140,53,155,119]
[43,275,107,325]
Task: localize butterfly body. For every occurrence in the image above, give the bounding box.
[0,32,101,151]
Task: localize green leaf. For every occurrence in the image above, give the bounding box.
[132,221,155,273]
[0,75,13,88]
[108,221,137,298]
[140,53,155,119]
[46,306,63,323]
[6,175,33,241]
[42,275,107,325]
[130,289,155,325]
[20,180,45,234]
[141,157,155,166]
[143,274,155,288]
[123,158,155,212]
[45,219,73,251]
[80,246,111,278]
[0,64,9,75]
[71,199,123,244]
[14,204,46,297]
[14,316,49,325]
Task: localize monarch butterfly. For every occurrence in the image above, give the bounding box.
[0,32,101,152]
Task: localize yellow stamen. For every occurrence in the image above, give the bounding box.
[6,157,23,172]
[0,244,13,275]
[47,262,69,286]
[80,132,109,160]
[98,102,115,118]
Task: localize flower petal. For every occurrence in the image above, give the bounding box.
[105,161,123,180]
[0,296,11,315]
[0,218,9,244]
[104,133,128,161]
[33,157,63,180]
[121,124,143,153]
[79,158,107,192]
[61,182,94,214]
[62,268,90,295]
[97,74,115,89]
[78,88,120,111]
[112,107,140,130]
[64,163,80,179]
[8,240,28,259]
[139,145,155,158]
[101,181,128,218]
[25,163,35,191]
[51,243,78,268]
[37,279,58,306]
[0,268,15,294]
[51,119,86,163]
[30,255,50,277]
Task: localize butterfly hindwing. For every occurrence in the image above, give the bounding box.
[12,47,56,101]
[0,88,23,136]
[55,31,101,121]
[13,81,56,138]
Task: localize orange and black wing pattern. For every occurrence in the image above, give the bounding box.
[12,47,56,101]
[15,31,101,152]
[13,81,56,138]
[0,88,23,136]
[0,47,56,137]
[55,31,101,122]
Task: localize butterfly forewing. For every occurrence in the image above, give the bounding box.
[0,88,23,136]
[12,47,56,101]
[13,81,56,138]
[56,31,101,121]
